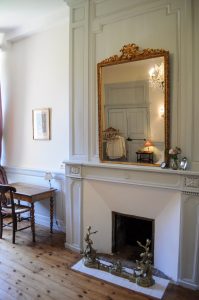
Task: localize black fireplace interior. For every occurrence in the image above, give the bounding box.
[112,212,154,261]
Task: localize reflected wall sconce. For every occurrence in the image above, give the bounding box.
[44,171,53,189]
[159,106,164,118]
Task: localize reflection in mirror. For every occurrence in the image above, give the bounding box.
[98,44,169,166]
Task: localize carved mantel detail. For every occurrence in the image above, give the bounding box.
[182,176,199,196]
[184,176,199,188]
[66,164,83,179]
[70,166,81,175]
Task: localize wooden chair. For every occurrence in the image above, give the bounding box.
[0,166,8,185]
[0,184,34,244]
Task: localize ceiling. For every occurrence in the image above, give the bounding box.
[0,0,68,39]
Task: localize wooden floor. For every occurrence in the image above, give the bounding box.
[0,223,199,300]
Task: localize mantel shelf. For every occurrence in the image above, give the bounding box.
[64,160,199,195]
[63,160,199,176]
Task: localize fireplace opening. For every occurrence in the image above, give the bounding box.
[112,212,154,262]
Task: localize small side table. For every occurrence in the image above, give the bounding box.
[11,182,56,242]
[136,151,154,164]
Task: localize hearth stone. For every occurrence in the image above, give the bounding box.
[72,259,170,299]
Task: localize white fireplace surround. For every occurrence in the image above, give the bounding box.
[64,162,199,290]
[64,0,199,291]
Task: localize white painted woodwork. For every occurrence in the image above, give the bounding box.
[66,0,199,290]
[104,81,149,136]
[192,0,199,167]
[127,108,148,139]
[68,0,89,161]
[103,80,150,161]
[106,108,148,136]
[65,164,82,251]
[106,107,149,161]
[66,0,197,166]
[106,109,127,137]
[179,193,199,289]
[104,81,148,107]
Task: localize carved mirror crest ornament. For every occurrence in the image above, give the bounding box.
[97,43,170,166]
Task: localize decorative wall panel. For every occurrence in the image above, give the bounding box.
[68,0,89,161]
[179,194,199,289]
[65,163,83,251]
[192,0,199,167]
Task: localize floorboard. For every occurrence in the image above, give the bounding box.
[0,223,198,300]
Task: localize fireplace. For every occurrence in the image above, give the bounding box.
[112,212,154,262]
[65,162,199,287]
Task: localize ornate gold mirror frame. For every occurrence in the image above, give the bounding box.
[97,43,170,166]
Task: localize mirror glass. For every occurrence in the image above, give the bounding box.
[98,44,169,166]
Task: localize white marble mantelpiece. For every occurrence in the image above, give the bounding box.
[64,161,199,289]
[64,161,199,193]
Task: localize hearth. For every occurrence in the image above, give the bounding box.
[112,212,154,262]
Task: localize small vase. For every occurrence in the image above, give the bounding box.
[170,158,178,170]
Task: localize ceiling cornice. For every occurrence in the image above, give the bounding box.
[5,6,69,43]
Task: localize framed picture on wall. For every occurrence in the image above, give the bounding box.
[32,108,50,140]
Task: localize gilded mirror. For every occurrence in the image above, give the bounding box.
[97,43,169,166]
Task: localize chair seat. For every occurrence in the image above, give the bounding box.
[0,184,34,244]
[2,205,31,214]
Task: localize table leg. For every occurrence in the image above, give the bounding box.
[50,196,54,233]
[30,203,35,242]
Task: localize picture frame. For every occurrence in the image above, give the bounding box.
[179,157,188,170]
[32,108,50,140]
[160,161,167,169]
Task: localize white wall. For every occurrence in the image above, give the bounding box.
[65,0,199,287]
[0,18,69,231]
[0,22,69,172]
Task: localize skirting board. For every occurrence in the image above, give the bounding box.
[72,259,169,299]
[65,242,81,252]
[35,214,65,232]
